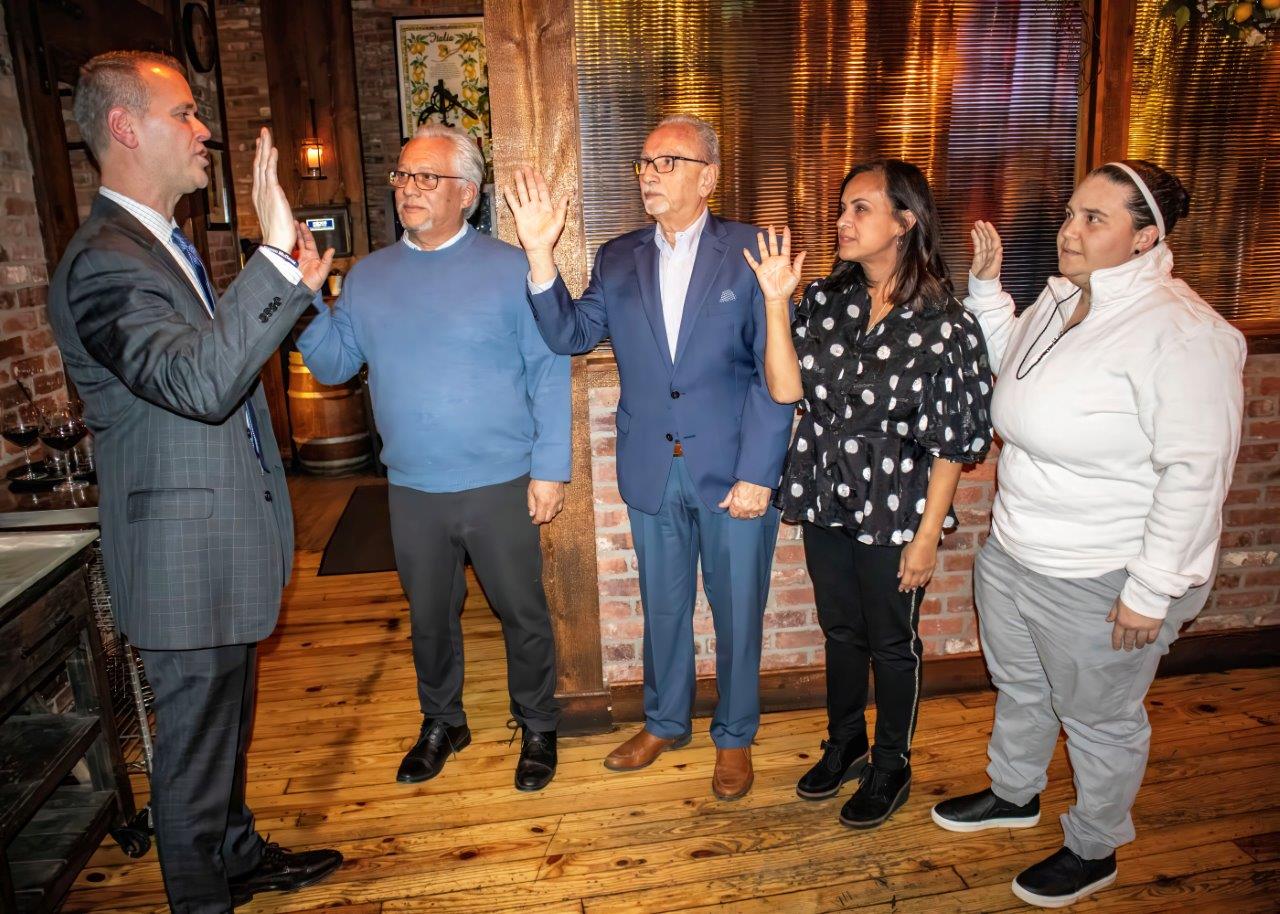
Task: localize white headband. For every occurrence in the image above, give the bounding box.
[1105,161,1165,242]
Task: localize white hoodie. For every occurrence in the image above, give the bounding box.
[964,245,1245,620]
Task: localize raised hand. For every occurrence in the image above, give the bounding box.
[970,220,1003,282]
[294,221,335,294]
[252,127,297,254]
[743,226,806,305]
[502,166,570,256]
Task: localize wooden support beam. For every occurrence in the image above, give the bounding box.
[1076,0,1137,182]
[486,0,610,734]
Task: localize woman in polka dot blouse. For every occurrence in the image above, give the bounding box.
[744,158,994,830]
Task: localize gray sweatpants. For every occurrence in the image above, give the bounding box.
[974,536,1210,860]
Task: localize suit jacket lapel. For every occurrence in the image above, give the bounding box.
[673,212,728,370]
[633,234,674,371]
[92,195,212,322]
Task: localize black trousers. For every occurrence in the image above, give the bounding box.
[137,643,263,914]
[802,523,924,771]
[388,476,560,731]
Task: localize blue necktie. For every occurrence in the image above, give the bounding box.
[170,227,268,472]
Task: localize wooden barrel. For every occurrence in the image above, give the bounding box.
[287,351,372,475]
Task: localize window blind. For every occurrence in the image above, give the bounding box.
[1129,0,1279,324]
[573,0,1083,310]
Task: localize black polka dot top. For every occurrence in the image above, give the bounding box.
[776,278,995,544]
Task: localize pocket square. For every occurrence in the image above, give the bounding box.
[719,289,737,303]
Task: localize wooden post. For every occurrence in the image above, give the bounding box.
[1076,0,1137,181]
[486,0,612,733]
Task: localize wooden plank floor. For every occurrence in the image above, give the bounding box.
[65,475,1280,913]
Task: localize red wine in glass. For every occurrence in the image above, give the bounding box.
[3,426,39,449]
[40,426,88,453]
[40,404,89,492]
[3,402,43,481]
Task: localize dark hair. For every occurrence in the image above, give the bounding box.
[1091,160,1191,237]
[73,51,186,159]
[826,158,953,314]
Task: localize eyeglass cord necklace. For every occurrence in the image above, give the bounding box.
[1015,286,1083,380]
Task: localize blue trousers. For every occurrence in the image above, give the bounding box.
[628,457,781,748]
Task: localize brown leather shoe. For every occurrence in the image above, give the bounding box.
[603,727,692,771]
[712,747,754,800]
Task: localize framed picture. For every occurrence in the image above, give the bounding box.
[205,145,231,229]
[393,15,494,234]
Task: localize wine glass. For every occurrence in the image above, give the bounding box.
[3,401,43,481]
[40,401,89,493]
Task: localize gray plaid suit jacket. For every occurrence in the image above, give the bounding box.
[47,195,314,650]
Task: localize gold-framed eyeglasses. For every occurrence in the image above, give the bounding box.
[631,155,710,176]
[389,170,466,191]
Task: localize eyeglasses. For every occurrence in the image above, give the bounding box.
[631,155,710,176]
[388,170,466,191]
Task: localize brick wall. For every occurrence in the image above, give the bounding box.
[590,352,1280,685]
[0,13,69,469]
[215,0,270,246]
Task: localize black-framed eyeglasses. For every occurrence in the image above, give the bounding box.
[631,155,710,176]
[389,170,466,191]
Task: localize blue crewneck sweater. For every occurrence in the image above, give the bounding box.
[296,227,570,493]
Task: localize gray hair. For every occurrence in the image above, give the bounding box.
[656,114,720,165]
[73,51,185,160]
[412,122,485,218]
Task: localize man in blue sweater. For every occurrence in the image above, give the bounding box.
[297,124,570,792]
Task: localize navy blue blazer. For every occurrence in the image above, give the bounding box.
[528,212,794,515]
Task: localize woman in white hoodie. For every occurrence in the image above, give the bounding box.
[929,161,1246,909]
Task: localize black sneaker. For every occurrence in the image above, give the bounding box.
[515,727,557,792]
[1012,846,1117,908]
[931,787,1040,832]
[838,763,911,829]
[796,736,869,800]
[229,841,343,906]
[396,719,471,783]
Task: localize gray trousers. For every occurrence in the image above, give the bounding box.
[974,537,1210,859]
[137,644,263,914]
[388,477,560,731]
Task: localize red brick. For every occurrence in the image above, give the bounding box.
[597,533,632,551]
[1247,421,1280,440]
[774,628,824,649]
[597,556,630,575]
[602,643,635,662]
[773,586,816,606]
[599,577,640,598]
[920,615,967,637]
[1213,590,1274,609]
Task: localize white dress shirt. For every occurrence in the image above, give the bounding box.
[98,186,301,297]
[402,221,468,252]
[525,207,711,361]
[654,206,709,360]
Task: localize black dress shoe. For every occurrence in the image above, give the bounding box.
[396,719,471,783]
[931,787,1040,833]
[1012,846,1117,908]
[796,735,870,800]
[838,763,911,829]
[515,727,557,791]
[229,841,343,905]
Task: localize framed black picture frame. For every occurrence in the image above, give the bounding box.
[204,143,231,229]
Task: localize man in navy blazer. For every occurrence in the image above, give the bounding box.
[505,115,793,799]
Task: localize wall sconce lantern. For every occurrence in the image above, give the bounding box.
[299,138,326,180]
[299,99,326,180]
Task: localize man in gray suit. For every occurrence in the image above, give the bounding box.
[46,51,341,913]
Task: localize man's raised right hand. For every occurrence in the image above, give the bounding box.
[503,167,570,284]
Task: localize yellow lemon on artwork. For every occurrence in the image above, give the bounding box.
[409,39,426,55]
[464,62,477,79]
[438,45,449,59]
[411,64,426,83]
[1233,1,1255,20]
[1261,0,1279,11]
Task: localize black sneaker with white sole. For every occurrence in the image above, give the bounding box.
[1012,846,1117,908]
[931,787,1040,832]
